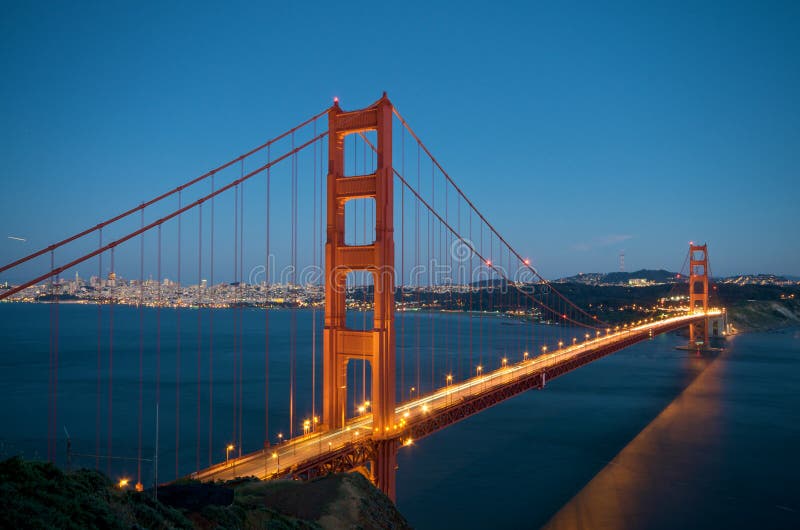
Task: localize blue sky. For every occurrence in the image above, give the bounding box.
[1,0,798,280]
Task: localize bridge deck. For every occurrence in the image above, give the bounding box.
[192,311,720,483]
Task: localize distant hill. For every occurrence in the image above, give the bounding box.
[560,269,679,285]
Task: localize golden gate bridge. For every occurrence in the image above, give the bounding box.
[0,94,721,501]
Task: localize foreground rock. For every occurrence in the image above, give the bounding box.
[0,457,410,529]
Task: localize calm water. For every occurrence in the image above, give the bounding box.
[1,303,798,528]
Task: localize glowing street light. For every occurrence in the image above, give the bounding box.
[410,386,417,400]
[523,351,529,361]
[558,340,563,349]
[118,478,129,489]
[542,345,547,354]
[501,357,508,368]
[226,444,235,466]
[277,433,283,445]
[303,419,311,435]
[446,374,453,404]
[272,452,279,472]
[572,337,577,345]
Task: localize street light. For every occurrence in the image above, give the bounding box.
[558,340,563,349]
[476,365,483,391]
[501,357,508,368]
[542,345,547,354]
[272,452,279,473]
[523,351,529,361]
[572,337,577,345]
[226,444,235,466]
[446,374,453,404]
[303,419,311,435]
[277,433,283,445]
[410,386,417,400]
[118,478,129,489]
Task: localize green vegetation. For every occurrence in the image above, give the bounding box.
[0,457,410,529]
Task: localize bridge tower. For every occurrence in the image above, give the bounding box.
[688,243,709,346]
[323,95,397,499]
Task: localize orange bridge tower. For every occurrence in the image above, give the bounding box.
[688,243,710,347]
[323,95,397,498]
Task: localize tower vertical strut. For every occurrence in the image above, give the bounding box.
[323,95,397,499]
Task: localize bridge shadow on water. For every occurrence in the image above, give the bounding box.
[543,332,800,530]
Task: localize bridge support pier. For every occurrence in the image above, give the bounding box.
[371,439,398,502]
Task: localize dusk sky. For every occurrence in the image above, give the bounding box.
[1,1,798,280]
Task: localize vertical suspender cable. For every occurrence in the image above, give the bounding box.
[400,125,405,401]
[156,223,162,432]
[429,157,434,393]
[311,121,317,428]
[415,141,420,397]
[196,203,202,472]
[289,131,297,440]
[362,138,367,405]
[208,174,215,466]
[239,175,244,457]
[96,229,103,469]
[54,253,60,463]
[265,145,270,446]
[108,246,115,476]
[48,250,54,461]
[175,191,182,478]
[232,181,238,450]
[138,207,145,486]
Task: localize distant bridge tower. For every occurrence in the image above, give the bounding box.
[688,243,709,346]
[323,95,397,499]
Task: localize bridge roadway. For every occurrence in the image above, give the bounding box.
[192,311,720,483]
